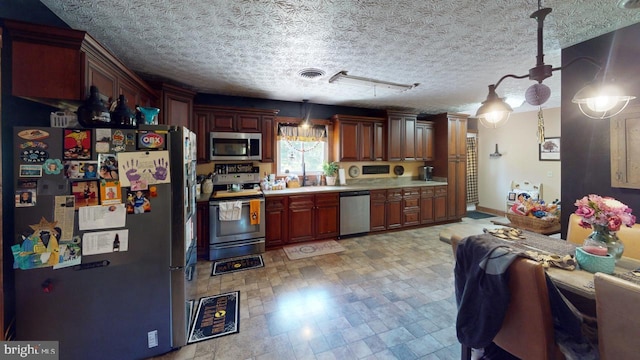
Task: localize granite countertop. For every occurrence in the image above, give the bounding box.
[262,179,448,196]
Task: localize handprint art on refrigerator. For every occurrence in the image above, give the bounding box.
[146,158,168,181]
[117,151,171,187]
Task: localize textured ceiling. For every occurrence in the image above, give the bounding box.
[40,0,640,115]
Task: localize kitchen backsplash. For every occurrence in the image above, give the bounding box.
[197,161,432,181]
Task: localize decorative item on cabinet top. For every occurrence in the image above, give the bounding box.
[137,106,161,125]
[76,85,111,128]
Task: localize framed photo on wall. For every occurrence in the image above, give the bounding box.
[539,137,561,161]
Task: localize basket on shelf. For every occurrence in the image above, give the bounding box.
[50,111,79,128]
[506,213,559,230]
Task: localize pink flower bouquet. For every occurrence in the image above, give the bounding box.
[574,194,636,232]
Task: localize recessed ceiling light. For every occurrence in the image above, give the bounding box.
[298,68,326,79]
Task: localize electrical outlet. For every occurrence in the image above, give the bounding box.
[547,171,553,177]
[148,330,158,348]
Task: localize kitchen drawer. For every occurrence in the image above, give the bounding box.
[435,186,448,196]
[421,187,435,197]
[403,210,420,226]
[315,192,339,206]
[387,189,403,201]
[403,197,420,208]
[288,195,315,209]
[370,190,387,202]
[403,187,420,197]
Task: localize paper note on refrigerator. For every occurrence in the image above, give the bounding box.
[78,204,126,230]
[82,229,129,255]
[54,195,76,240]
[117,150,171,187]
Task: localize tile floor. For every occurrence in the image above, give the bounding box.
[152,216,502,360]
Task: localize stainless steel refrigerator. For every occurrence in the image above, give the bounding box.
[11,125,198,360]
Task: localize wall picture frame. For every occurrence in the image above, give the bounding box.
[539,137,561,161]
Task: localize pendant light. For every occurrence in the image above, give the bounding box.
[476,0,635,128]
[300,99,312,128]
[572,79,636,119]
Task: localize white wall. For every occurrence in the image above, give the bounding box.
[477,107,561,212]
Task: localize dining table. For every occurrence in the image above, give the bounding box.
[455,227,640,316]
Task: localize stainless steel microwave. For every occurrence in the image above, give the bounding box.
[210,132,262,161]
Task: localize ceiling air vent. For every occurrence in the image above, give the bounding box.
[298,68,326,79]
[618,0,640,9]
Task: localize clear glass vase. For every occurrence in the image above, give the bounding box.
[583,224,625,261]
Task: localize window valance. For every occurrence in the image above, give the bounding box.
[278,124,327,142]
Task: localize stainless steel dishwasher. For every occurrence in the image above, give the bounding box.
[339,190,371,238]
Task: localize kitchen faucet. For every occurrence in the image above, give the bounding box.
[302,161,306,186]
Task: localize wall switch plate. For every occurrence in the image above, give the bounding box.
[148,330,158,348]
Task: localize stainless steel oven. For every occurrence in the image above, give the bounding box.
[209,196,265,260]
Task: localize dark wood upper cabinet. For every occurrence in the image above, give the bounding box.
[209,111,237,132]
[194,112,209,163]
[4,19,156,109]
[415,121,435,161]
[332,114,386,162]
[261,115,276,163]
[386,111,417,161]
[152,83,195,128]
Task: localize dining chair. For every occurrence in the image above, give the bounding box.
[566,213,592,246]
[493,257,566,359]
[451,233,566,360]
[594,272,640,359]
[567,213,640,260]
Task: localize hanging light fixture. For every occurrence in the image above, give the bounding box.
[572,79,636,119]
[300,99,312,128]
[476,1,635,127]
[477,84,513,128]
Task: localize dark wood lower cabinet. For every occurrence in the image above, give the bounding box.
[265,196,288,248]
[386,189,403,230]
[315,193,339,239]
[370,190,387,232]
[267,193,339,245]
[288,195,315,243]
[434,186,448,222]
[420,187,435,224]
[264,186,447,247]
[196,202,209,258]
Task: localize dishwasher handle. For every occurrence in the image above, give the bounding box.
[340,190,370,197]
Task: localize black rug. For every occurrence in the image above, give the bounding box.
[465,210,495,219]
[212,255,264,276]
[187,291,240,344]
